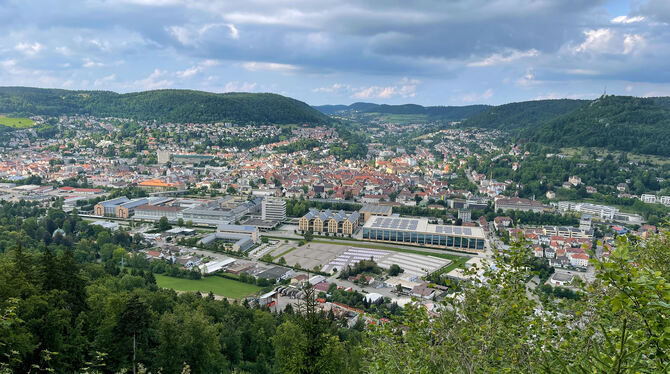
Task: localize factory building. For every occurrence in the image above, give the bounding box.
[362,216,486,252]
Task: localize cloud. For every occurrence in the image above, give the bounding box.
[83,58,104,68]
[132,69,173,90]
[176,66,201,78]
[456,88,494,103]
[222,81,258,92]
[167,23,240,46]
[468,49,539,67]
[15,42,43,56]
[351,78,419,99]
[611,15,645,24]
[242,61,298,72]
[94,74,116,86]
[312,83,351,93]
[574,28,645,55]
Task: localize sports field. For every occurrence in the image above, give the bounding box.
[0,117,35,128]
[155,274,261,298]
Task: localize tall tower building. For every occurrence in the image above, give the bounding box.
[262,198,286,222]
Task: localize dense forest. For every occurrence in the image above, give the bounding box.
[529,95,670,156]
[460,95,670,156]
[0,87,329,125]
[314,102,489,122]
[0,200,668,373]
[461,99,587,131]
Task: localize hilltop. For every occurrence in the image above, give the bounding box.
[314,102,489,123]
[0,87,329,125]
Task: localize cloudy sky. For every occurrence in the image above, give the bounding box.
[1,0,669,105]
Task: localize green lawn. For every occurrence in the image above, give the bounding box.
[0,117,35,128]
[155,274,261,298]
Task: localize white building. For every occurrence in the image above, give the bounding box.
[262,197,286,221]
[157,149,170,164]
[640,194,657,204]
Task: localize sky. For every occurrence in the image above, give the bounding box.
[0,0,669,106]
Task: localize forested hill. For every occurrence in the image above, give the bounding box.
[529,95,670,156]
[314,102,489,121]
[0,87,329,125]
[460,99,588,131]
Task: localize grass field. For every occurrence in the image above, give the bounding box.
[155,274,261,298]
[0,117,35,128]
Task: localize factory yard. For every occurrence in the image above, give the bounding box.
[276,241,453,277]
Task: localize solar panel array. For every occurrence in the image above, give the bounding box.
[371,217,418,231]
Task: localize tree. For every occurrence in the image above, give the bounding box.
[156,216,171,231]
[114,295,152,374]
[388,264,404,277]
[304,230,313,242]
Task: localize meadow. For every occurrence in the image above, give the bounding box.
[0,116,35,128]
[155,273,261,298]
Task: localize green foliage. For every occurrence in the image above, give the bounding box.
[462,99,587,131]
[0,87,328,125]
[365,232,670,373]
[531,96,670,156]
[388,264,404,276]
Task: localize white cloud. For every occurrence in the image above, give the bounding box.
[222,81,258,92]
[625,85,633,92]
[623,33,645,54]
[133,69,173,90]
[83,58,104,68]
[176,66,201,78]
[573,28,645,55]
[94,74,116,86]
[351,78,420,99]
[611,15,645,24]
[242,61,298,72]
[468,49,539,67]
[168,23,240,45]
[228,24,239,40]
[575,28,613,53]
[15,42,43,56]
[312,83,351,93]
[456,88,494,103]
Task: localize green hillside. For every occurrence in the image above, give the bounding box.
[461,99,587,131]
[0,87,329,125]
[314,102,489,122]
[529,95,670,156]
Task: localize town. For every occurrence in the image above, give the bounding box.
[2,112,668,322]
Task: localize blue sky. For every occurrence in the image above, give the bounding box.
[1,0,669,105]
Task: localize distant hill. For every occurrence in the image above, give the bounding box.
[529,95,670,156]
[0,87,329,125]
[314,102,489,122]
[460,99,588,131]
[457,95,670,156]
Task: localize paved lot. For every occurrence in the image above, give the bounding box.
[281,242,346,271]
[322,247,451,277]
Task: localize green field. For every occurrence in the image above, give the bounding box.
[155,274,261,298]
[0,117,35,128]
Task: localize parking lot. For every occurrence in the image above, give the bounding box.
[277,241,452,277]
